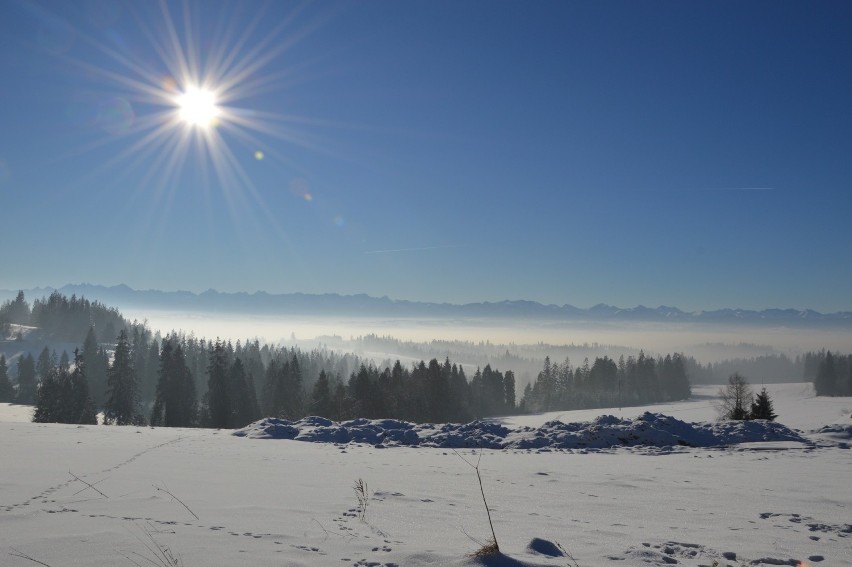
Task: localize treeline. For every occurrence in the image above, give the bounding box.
[134,332,517,426]
[804,350,852,396]
[686,354,803,385]
[5,327,112,407]
[0,292,517,426]
[6,290,849,431]
[311,360,515,423]
[0,290,127,342]
[32,349,97,425]
[520,352,691,413]
[15,325,517,427]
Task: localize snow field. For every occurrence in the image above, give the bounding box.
[1,383,849,566]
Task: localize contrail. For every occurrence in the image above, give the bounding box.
[363,244,461,255]
[699,187,775,191]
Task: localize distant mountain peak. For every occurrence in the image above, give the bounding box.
[2,283,850,328]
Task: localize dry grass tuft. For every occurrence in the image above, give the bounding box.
[121,523,184,567]
[353,477,369,521]
[471,539,500,557]
[454,448,500,555]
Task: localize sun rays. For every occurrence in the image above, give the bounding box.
[53,0,335,252]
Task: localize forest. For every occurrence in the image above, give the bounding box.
[1,291,849,429]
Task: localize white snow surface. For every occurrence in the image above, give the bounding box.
[2,383,850,567]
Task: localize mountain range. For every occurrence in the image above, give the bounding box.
[2,284,851,328]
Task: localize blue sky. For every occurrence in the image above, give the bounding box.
[1,0,851,312]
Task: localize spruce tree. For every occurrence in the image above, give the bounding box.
[36,347,56,385]
[0,355,12,402]
[151,339,197,427]
[814,352,837,396]
[520,382,533,413]
[284,354,304,419]
[425,358,450,421]
[105,330,137,425]
[33,349,60,421]
[261,359,279,417]
[16,353,37,404]
[229,357,258,427]
[750,387,777,421]
[68,349,97,424]
[59,350,70,373]
[503,370,516,410]
[82,326,108,408]
[348,364,373,419]
[7,290,30,324]
[311,369,332,418]
[32,366,61,423]
[206,340,231,428]
[332,381,348,421]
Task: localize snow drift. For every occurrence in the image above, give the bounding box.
[233,412,809,449]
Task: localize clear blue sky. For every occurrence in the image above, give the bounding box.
[2,0,851,312]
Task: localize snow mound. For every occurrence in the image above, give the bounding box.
[808,423,852,448]
[234,412,809,450]
[811,423,852,440]
[526,537,565,557]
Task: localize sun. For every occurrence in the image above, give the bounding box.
[176,86,220,129]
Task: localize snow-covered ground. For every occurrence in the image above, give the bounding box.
[2,384,849,566]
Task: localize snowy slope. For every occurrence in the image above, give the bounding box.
[1,384,849,567]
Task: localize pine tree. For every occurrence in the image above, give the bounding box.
[311,369,332,418]
[32,349,95,424]
[426,358,450,421]
[814,351,838,396]
[284,354,304,419]
[82,326,108,408]
[348,364,374,419]
[0,355,12,402]
[229,357,259,427]
[15,353,37,404]
[68,349,97,424]
[105,330,138,425]
[481,364,505,417]
[519,382,533,413]
[206,340,231,428]
[332,380,348,421]
[750,387,777,421]
[59,350,70,373]
[32,366,61,422]
[7,290,30,324]
[503,370,516,410]
[36,347,56,385]
[449,363,471,422]
[32,348,60,421]
[151,339,197,427]
[670,353,691,401]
